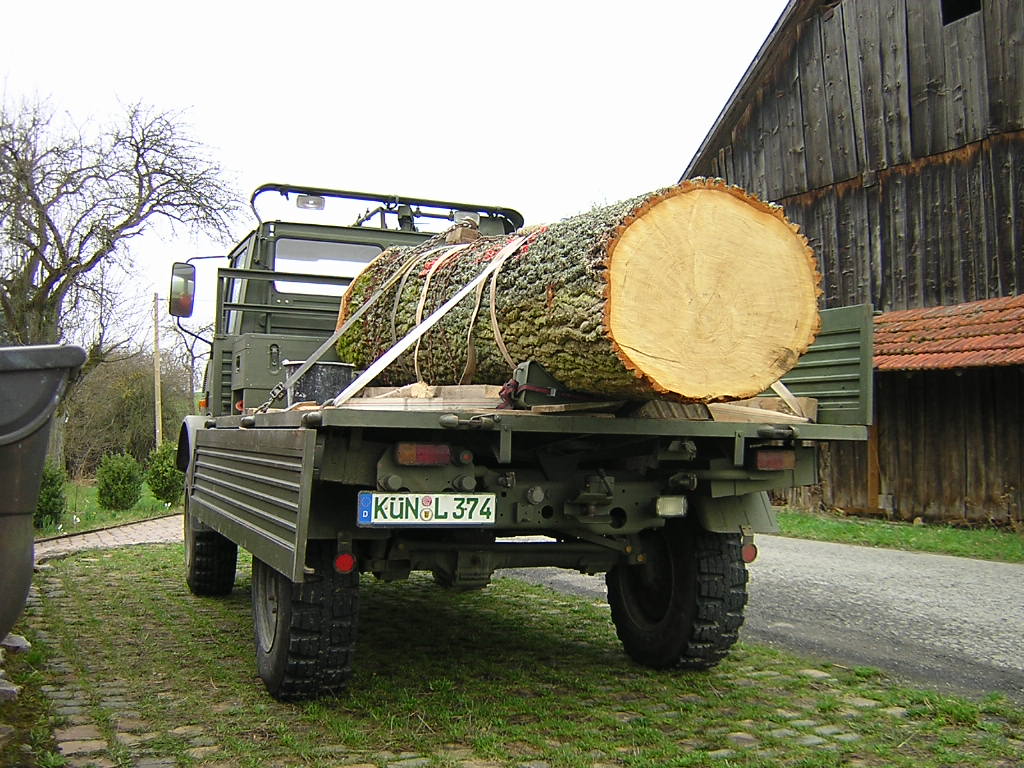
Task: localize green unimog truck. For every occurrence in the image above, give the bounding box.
[170,183,872,701]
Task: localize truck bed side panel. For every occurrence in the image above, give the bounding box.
[189,428,316,581]
[775,304,874,426]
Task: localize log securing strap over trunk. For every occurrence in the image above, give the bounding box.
[336,178,821,403]
[330,235,530,408]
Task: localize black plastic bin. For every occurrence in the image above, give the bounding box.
[283,360,356,406]
[0,344,85,639]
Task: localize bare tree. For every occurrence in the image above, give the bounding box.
[0,98,239,352]
[63,348,194,478]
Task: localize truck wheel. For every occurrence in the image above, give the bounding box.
[252,543,359,701]
[184,501,237,596]
[606,519,747,670]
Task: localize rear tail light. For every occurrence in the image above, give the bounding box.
[753,448,796,471]
[334,553,357,574]
[394,443,453,466]
[741,542,758,563]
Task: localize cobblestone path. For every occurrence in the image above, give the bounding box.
[34,515,183,563]
[18,520,535,767]
[3,518,1020,768]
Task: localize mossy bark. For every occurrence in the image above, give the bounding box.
[335,179,820,402]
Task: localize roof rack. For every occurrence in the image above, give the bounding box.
[250,183,525,233]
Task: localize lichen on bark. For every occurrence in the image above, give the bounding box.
[335,192,654,395]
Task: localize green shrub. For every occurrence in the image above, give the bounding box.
[34,461,67,528]
[96,452,143,511]
[146,441,184,505]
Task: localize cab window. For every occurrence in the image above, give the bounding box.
[273,239,382,296]
[223,239,252,333]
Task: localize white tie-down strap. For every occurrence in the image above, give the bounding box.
[770,379,806,419]
[330,235,529,407]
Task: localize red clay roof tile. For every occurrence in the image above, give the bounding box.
[873,295,1024,371]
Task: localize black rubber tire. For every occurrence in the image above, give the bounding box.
[606,518,747,670]
[252,543,359,701]
[184,500,237,597]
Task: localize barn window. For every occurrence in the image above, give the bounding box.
[941,0,981,24]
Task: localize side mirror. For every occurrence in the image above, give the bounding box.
[168,262,196,318]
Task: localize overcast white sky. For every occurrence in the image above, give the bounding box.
[1,0,788,328]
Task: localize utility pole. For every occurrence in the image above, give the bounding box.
[153,292,163,446]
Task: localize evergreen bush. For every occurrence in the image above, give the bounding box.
[146,442,184,505]
[34,461,67,528]
[96,452,143,511]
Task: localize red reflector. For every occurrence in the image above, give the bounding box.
[754,449,796,471]
[334,553,357,574]
[741,543,758,563]
[394,442,452,466]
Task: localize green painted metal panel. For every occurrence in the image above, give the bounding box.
[774,303,874,426]
[189,427,316,581]
[244,408,868,441]
[693,492,779,534]
[229,333,344,411]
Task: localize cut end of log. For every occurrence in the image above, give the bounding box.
[604,179,821,401]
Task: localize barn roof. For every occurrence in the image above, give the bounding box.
[874,295,1024,371]
[681,0,820,181]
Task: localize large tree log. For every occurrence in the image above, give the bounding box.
[335,179,820,402]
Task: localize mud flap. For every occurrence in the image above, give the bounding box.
[693,492,779,534]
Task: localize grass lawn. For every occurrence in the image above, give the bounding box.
[2,544,1022,768]
[34,480,179,540]
[776,508,1024,564]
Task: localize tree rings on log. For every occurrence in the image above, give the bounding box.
[335,178,820,402]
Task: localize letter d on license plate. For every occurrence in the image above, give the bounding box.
[357,492,496,526]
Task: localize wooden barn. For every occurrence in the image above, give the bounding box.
[683,0,1024,525]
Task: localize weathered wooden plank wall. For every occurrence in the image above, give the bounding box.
[819,369,1024,525]
[693,0,1024,314]
[781,137,1024,310]
[907,0,948,157]
[691,0,1024,523]
[984,0,1024,131]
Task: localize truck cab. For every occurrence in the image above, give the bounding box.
[188,184,523,415]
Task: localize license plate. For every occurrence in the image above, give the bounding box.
[357,492,496,526]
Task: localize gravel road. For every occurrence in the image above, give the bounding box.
[498,534,1024,704]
